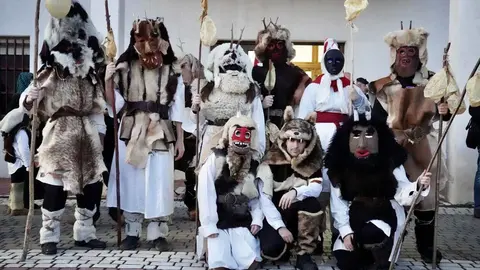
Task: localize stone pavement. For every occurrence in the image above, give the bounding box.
[0,200,479,269]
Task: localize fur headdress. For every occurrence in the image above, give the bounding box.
[262,106,323,178]
[254,19,296,63]
[216,111,259,155]
[384,26,429,73]
[204,42,254,88]
[40,1,105,78]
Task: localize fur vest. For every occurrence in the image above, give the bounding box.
[212,148,259,229]
[34,67,106,194]
[114,60,179,168]
[201,85,253,122]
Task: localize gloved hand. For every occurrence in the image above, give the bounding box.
[262,95,274,108]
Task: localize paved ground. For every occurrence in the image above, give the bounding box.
[0,198,479,270]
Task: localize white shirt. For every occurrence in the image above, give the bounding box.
[7,129,30,174]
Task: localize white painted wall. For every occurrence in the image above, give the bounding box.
[445,0,480,204]
[2,0,474,206]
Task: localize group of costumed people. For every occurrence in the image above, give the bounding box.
[0,1,453,270]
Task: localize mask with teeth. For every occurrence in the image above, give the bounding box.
[230,125,253,155]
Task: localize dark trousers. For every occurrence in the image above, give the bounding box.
[174,131,197,211]
[10,166,44,208]
[93,115,117,222]
[43,181,103,212]
[258,197,322,259]
[334,223,390,270]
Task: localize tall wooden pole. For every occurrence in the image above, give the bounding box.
[21,0,42,262]
[104,0,122,247]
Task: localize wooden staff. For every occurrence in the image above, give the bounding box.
[432,42,451,270]
[21,0,41,262]
[194,0,208,255]
[389,55,480,270]
[104,0,122,247]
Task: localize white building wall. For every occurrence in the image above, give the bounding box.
[2,0,474,206]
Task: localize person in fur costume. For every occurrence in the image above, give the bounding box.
[176,53,204,220]
[256,106,324,270]
[325,110,431,270]
[19,1,108,255]
[1,95,43,215]
[368,26,450,264]
[197,112,271,270]
[190,34,266,170]
[104,17,185,251]
[252,20,311,130]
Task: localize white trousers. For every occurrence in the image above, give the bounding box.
[207,227,261,270]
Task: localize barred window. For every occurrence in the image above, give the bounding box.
[0,36,30,118]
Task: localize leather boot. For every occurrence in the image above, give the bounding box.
[364,237,393,270]
[414,210,442,264]
[120,236,140,250]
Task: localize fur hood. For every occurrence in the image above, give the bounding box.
[261,106,323,178]
[40,1,105,78]
[384,27,429,73]
[204,43,254,87]
[254,21,295,63]
[216,112,260,156]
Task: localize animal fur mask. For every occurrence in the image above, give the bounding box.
[204,43,254,88]
[384,27,429,75]
[254,20,295,63]
[131,18,171,69]
[40,1,105,78]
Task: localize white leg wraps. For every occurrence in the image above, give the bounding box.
[146,221,169,241]
[123,212,169,240]
[73,206,97,242]
[124,212,143,237]
[9,183,24,210]
[40,208,64,244]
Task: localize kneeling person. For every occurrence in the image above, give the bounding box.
[197,113,265,270]
[325,111,431,270]
[256,106,324,270]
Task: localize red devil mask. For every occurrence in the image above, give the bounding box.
[230,125,254,154]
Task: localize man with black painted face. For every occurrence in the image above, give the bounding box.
[252,20,311,129]
[297,38,369,252]
[368,27,450,264]
[325,110,431,270]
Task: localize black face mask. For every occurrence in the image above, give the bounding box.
[324,49,344,75]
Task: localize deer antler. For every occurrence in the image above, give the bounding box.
[236,26,246,49]
[261,17,267,29]
[177,38,185,52]
[274,17,279,25]
[230,23,234,49]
